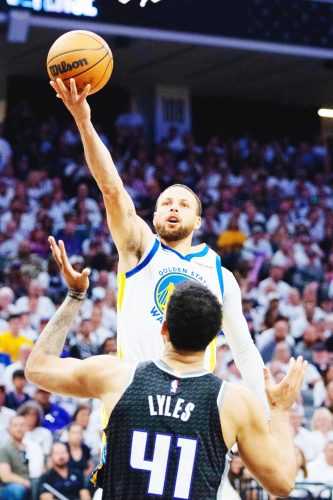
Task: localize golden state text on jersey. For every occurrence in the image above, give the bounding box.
[116,237,224,368]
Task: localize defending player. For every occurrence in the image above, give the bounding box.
[26,238,307,499]
[51,78,267,414]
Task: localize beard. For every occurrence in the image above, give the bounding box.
[155,221,193,242]
[56,462,68,469]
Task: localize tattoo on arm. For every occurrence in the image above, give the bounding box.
[33,296,82,356]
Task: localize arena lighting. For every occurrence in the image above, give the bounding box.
[318,108,333,118]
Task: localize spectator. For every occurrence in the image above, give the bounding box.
[0,415,32,500]
[34,389,71,434]
[0,310,33,363]
[314,362,333,407]
[311,408,333,457]
[37,442,91,500]
[5,370,31,411]
[69,318,100,360]
[307,440,333,493]
[0,384,15,447]
[4,261,29,299]
[64,422,92,478]
[290,407,317,461]
[241,223,273,263]
[99,337,117,356]
[90,307,114,345]
[258,319,294,363]
[63,404,101,460]
[0,286,15,325]
[322,380,333,414]
[258,260,291,303]
[295,325,321,363]
[216,215,247,256]
[55,213,86,256]
[17,401,53,458]
[279,288,304,322]
[0,124,13,174]
[3,344,34,397]
[15,280,56,331]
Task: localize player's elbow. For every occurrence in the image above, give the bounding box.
[265,473,295,497]
[25,353,45,384]
[100,183,123,200]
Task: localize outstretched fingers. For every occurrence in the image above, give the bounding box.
[285,356,307,396]
[48,236,63,269]
[58,240,72,273]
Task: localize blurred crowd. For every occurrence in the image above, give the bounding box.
[0,99,333,498]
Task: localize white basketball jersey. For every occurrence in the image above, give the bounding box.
[117,236,224,370]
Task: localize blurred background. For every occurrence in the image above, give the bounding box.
[0,0,333,498]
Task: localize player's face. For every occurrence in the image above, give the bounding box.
[153,187,201,242]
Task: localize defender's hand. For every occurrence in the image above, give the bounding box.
[264,356,307,412]
[50,78,91,122]
[48,236,90,293]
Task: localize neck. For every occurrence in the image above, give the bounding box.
[12,438,24,448]
[161,344,206,374]
[54,465,68,477]
[159,234,194,255]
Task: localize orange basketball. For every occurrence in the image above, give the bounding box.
[47,30,113,95]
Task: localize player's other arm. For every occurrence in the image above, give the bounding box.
[221,357,307,497]
[50,78,152,262]
[221,268,269,417]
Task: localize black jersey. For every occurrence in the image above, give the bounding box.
[101,360,229,500]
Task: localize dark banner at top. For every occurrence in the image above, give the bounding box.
[2,0,333,49]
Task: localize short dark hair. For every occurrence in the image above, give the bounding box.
[12,369,25,380]
[165,281,222,351]
[156,184,202,216]
[17,401,43,426]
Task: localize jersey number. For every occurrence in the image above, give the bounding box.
[130,430,198,499]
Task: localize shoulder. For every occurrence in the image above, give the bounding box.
[220,268,241,296]
[222,383,258,424]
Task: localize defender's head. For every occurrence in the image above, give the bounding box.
[154,184,202,243]
[163,281,222,351]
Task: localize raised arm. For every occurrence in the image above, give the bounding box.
[221,268,269,417]
[25,238,130,416]
[50,78,152,271]
[221,357,307,497]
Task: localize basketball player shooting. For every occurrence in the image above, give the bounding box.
[50,77,268,415]
[25,238,307,499]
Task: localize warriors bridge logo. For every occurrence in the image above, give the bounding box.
[150,272,197,324]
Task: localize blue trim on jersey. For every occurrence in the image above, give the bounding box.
[126,238,160,278]
[161,242,209,261]
[216,255,224,297]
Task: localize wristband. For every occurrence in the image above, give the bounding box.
[68,289,86,301]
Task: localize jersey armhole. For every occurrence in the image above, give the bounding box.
[124,363,138,391]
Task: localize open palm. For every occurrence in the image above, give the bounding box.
[48,236,90,293]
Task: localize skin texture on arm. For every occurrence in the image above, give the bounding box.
[222,268,269,417]
[0,463,31,487]
[221,357,307,497]
[50,78,152,272]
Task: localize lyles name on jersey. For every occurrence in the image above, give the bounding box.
[148,394,195,421]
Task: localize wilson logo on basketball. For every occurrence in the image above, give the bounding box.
[48,59,88,77]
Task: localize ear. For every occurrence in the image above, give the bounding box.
[153,212,157,228]
[161,320,169,340]
[194,216,201,230]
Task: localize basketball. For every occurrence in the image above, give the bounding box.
[47,30,113,95]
